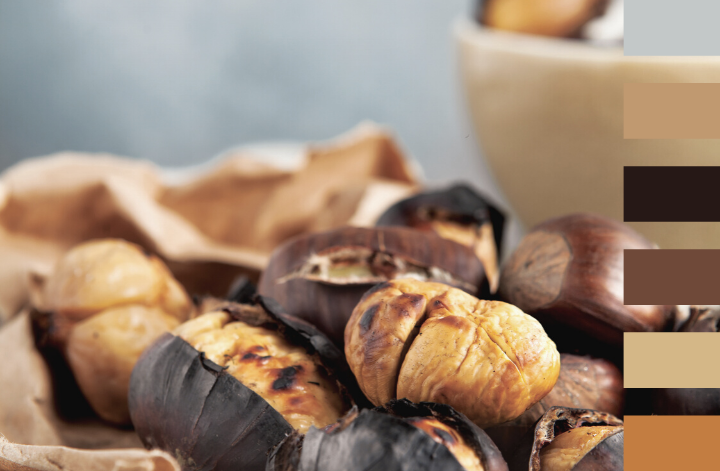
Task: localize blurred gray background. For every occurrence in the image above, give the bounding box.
[0,0,521,247]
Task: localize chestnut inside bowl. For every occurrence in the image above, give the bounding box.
[456,17,720,249]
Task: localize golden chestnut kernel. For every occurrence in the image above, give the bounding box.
[482,0,608,38]
[539,425,622,470]
[42,239,192,324]
[345,279,560,428]
[66,305,180,424]
[174,309,347,433]
[509,407,624,471]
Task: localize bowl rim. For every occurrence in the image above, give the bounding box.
[454,16,720,65]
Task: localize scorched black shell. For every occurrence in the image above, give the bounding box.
[267,399,509,471]
[128,295,365,471]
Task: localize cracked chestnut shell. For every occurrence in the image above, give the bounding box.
[485,354,623,459]
[345,279,560,429]
[376,184,505,293]
[267,399,509,471]
[258,226,487,345]
[477,0,610,38]
[129,295,364,471]
[499,213,673,359]
[652,306,720,415]
[507,407,623,471]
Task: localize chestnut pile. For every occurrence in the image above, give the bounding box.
[30,185,697,470]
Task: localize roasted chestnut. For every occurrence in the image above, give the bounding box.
[507,407,623,471]
[477,0,610,39]
[376,184,504,293]
[652,305,720,415]
[486,354,623,458]
[345,279,560,428]
[36,239,193,424]
[40,239,192,343]
[499,213,673,359]
[129,296,362,471]
[267,399,509,471]
[258,226,487,345]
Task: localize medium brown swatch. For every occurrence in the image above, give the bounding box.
[625,416,720,469]
[624,166,720,222]
[624,83,720,138]
[624,249,720,305]
[624,333,720,388]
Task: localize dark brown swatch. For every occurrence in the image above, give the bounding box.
[625,83,720,139]
[624,249,720,305]
[624,166,720,222]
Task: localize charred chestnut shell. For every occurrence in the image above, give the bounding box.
[652,306,720,415]
[267,399,509,471]
[128,295,366,471]
[258,226,487,345]
[499,213,673,360]
[508,407,623,471]
[376,184,504,293]
[486,354,624,459]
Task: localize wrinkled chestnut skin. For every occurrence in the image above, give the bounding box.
[486,354,623,459]
[258,226,486,345]
[499,213,673,361]
[267,400,509,471]
[508,407,623,471]
[345,279,560,429]
[477,0,609,38]
[652,306,720,415]
[376,183,505,293]
[129,296,364,471]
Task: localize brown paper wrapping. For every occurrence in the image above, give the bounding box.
[0,123,419,470]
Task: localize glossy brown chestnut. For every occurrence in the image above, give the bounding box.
[267,399,509,471]
[486,354,624,459]
[129,296,364,471]
[499,213,673,358]
[507,407,624,471]
[652,305,720,415]
[258,226,487,345]
[376,184,505,293]
[477,0,610,38]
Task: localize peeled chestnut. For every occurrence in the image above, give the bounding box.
[499,213,673,358]
[376,184,504,293]
[485,354,624,459]
[40,239,192,343]
[507,407,623,471]
[268,399,509,471]
[478,0,610,38]
[129,296,363,471]
[345,279,560,428]
[258,226,486,345]
[652,305,720,415]
[35,239,193,424]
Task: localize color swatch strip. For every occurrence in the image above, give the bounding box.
[624,333,720,388]
[625,416,720,469]
[624,83,720,138]
[624,0,720,56]
[624,249,720,304]
[624,166,720,222]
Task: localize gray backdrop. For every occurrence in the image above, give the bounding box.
[0,0,522,248]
